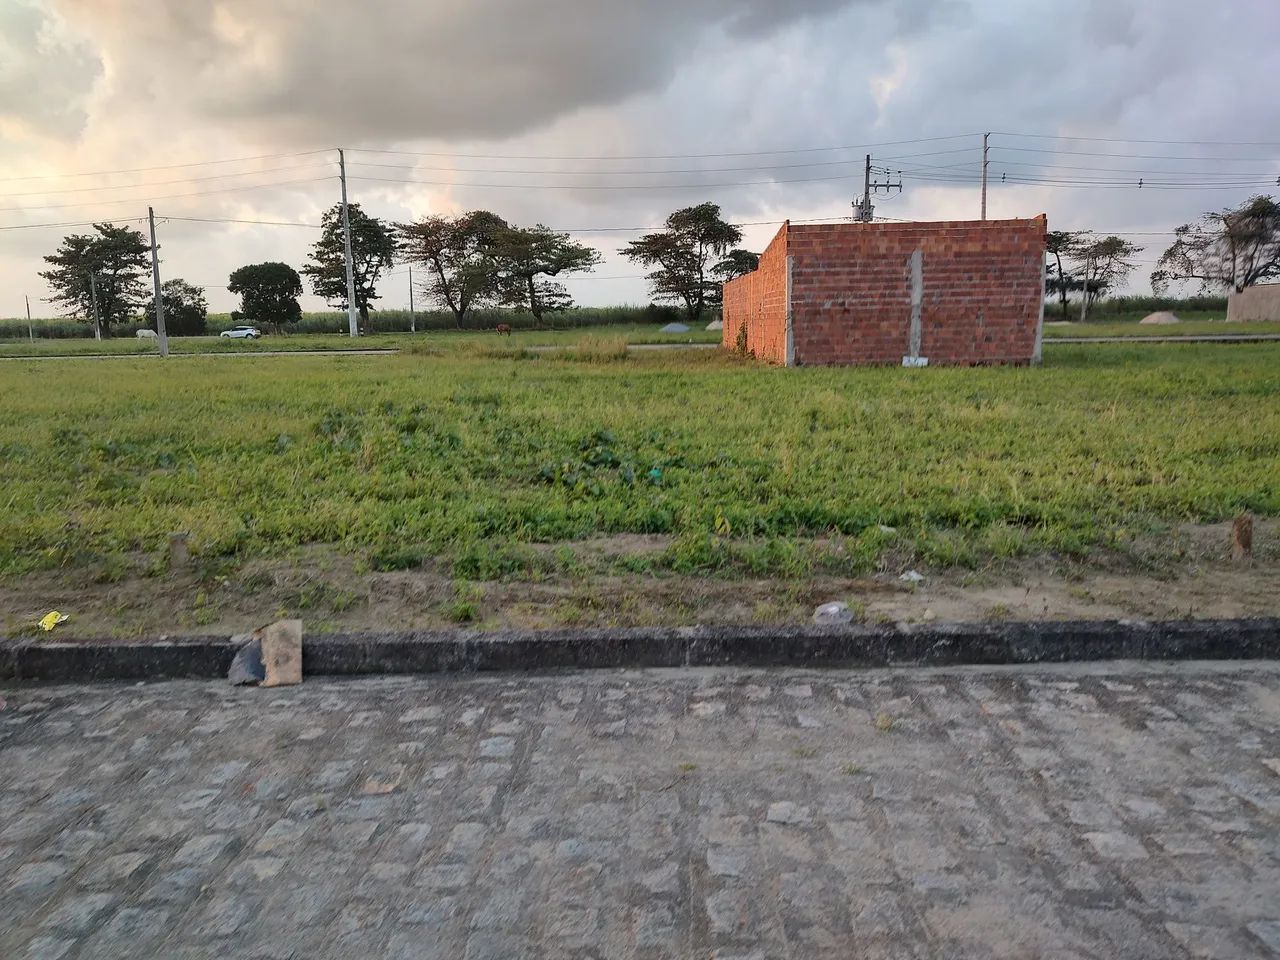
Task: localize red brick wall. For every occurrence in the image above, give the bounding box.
[721,222,789,363]
[789,217,1046,366]
[722,216,1047,367]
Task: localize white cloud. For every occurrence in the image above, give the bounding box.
[0,0,100,141]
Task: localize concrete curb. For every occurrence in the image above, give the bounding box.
[2,618,1278,683]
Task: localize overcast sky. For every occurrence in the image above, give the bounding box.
[3,0,1280,318]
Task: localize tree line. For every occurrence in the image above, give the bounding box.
[38,196,1280,336]
[38,202,759,336]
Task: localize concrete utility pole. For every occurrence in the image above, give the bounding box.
[981,132,990,220]
[408,265,416,333]
[148,207,169,357]
[89,272,102,341]
[856,159,902,222]
[338,148,360,338]
[25,294,33,342]
[858,154,873,222]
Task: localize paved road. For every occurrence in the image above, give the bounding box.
[3,662,1280,959]
[0,349,400,361]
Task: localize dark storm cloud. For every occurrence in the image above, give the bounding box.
[57,0,871,141]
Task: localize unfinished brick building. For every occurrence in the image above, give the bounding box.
[722,216,1047,366]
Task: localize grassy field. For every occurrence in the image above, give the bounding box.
[6,317,1279,359]
[0,324,722,358]
[1045,315,1280,338]
[2,339,1277,593]
[0,304,690,340]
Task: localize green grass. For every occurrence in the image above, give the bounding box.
[0,304,692,340]
[1046,312,1280,339]
[1,341,1277,581]
[0,324,721,358]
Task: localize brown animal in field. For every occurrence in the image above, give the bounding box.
[1232,512,1253,562]
[495,324,512,337]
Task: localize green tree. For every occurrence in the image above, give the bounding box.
[144,279,207,337]
[227,262,303,328]
[711,248,760,281]
[1044,230,1090,319]
[1076,235,1143,314]
[397,211,508,327]
[708,248,760,307]
[1153,195,1280,294]
[301,202,395,333]
[488,224,600,324]
[39,222,150,337]
[620,203,742,323]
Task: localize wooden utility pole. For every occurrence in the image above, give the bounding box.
[981,132,990,220]
[148,207,169,357]
[409,265,416,333]
[89,272,102,340]
[338,148,359,338]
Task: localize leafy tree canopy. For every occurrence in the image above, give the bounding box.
[302,202,395,332]
[145,278,207,337]
[39,223,150,337]
[620,203,742,322]
[711,248,760,282]
[227,262,303,327]
[397,211,508,326]
[488,224,600,322]
[1153,195,1280,294]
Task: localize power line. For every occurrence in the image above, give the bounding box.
[0,163,335,199]
[994,145,1280,162]
[0,217,149,232]
[0,175,335,213]
[984,157,1280,177]
[907,170,1278,188]
[345,134,980,162]
[990,131,1280,147]
[878,147,986,161]
[348,172,869,192]
[161,215,322,228]
[346,157,868,176]
[898,156,1280,180]
[0,149,334,184]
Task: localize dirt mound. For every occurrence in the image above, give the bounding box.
[1139,311,1181,325]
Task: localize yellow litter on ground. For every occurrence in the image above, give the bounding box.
[38,611,68,632]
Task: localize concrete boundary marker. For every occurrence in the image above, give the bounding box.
[1,618,1277,683]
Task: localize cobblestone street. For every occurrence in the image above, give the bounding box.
[3,662,1279,959]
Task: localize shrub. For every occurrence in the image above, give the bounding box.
[568,335,629,363]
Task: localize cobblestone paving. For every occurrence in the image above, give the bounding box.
[3,662,1280,959]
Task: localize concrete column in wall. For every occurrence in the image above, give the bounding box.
[785,254,795,367]
[1033,259,1047,365]
[904,249,926,366]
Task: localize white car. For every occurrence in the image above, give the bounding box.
[220,325,261,340]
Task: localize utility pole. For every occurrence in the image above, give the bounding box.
[89,272,102,341]
[148,207,169,357]
[858,154,873,222]
[408,265,416,333]
[338,148,360,338]
[25,294,33,342]
[854,159,903,222]
[981,132,990,220]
